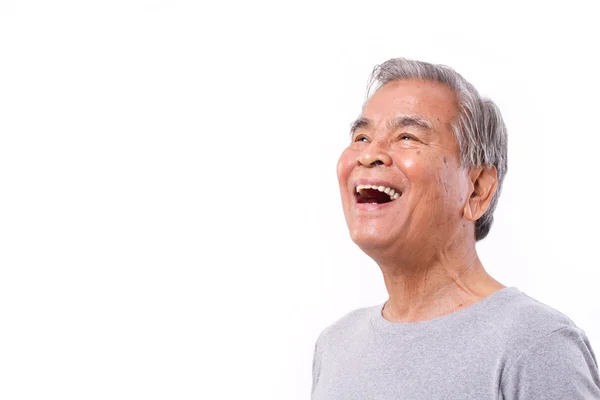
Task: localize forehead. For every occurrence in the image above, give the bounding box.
[362,79,459,129]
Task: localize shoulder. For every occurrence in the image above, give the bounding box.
[490,289,578,357]
[315,304,377,349]
[498,321,600,397]
[493,289,600,397]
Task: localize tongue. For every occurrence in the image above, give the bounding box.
[358,188,392,204]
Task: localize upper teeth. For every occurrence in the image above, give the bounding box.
[356,184,400,200]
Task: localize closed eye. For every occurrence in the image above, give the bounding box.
[398,134,417,141]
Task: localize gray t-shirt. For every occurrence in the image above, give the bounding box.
[312,287,600,399]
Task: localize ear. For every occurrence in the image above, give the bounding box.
[463,165,498,222]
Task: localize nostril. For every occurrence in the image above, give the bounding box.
[370,160,384,167]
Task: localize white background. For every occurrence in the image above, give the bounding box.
[1,1,599,399]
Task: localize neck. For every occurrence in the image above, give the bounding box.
[374,238,505,323]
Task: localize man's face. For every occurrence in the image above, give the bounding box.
[337,79,472,258]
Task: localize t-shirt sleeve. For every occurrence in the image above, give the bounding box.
[500,326,600,399]
[311,339,321,397]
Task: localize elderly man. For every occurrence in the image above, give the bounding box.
[311,58,600,399]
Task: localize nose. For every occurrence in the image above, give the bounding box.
[357,142,393,167]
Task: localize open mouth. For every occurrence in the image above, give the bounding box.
[355,184,402,204]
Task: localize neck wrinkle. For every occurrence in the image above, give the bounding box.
[377,239,495,323]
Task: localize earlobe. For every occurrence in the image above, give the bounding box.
[463,200,475,222]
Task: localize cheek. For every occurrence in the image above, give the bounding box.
[395,152,427,181]
[400,153,455,200]
[397,156,416,170]
[434,160,469,207]
[336,148,355,183]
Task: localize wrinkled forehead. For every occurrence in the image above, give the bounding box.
[361,79,459,130]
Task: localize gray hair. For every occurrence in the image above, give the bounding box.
[367,58,508,241]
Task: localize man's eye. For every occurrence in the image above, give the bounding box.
[399,134,413,141]
[354,135,369,142]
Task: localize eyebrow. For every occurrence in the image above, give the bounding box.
[389,115,434,131]
[350,115,434,136]
[350,118,370,135]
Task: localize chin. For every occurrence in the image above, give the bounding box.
[349,228,396,253]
